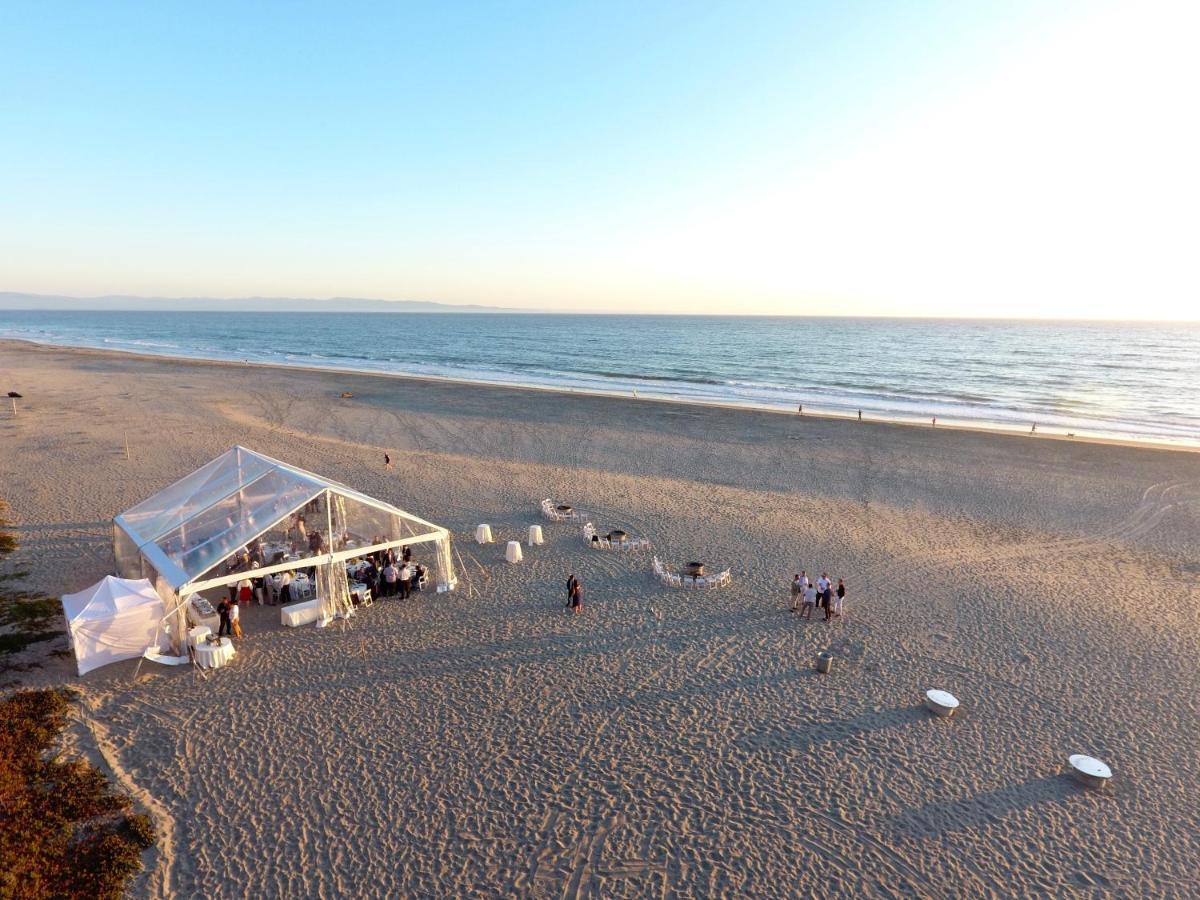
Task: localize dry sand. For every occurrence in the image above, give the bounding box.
[1,339,1198,898]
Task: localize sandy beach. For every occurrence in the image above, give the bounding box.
[2,339,1198,897]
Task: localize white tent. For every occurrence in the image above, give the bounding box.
[112,446,457,651]
[61,576,169,676]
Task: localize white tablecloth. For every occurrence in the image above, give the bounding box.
[194,637,235,669]
[187,626,212,649]
[281,598,323,627]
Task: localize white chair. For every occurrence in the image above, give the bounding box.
[671,574,682,587]
[475,524,493,544]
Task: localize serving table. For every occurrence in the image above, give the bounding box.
[194,637,235,669]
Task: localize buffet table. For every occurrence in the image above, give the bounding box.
[281,598,323,627]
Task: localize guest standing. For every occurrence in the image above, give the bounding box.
[835,578,846,617]
[398,562,412,600]
[217,597,232,637]
[790,574,803,611]
[570,581,583,615]
[229,600,242,638]
[800,583,817,620]
[566,573,578,607]
[382,561,398,597]
[278,570,292,605]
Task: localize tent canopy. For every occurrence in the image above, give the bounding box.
[113,446,448,591]
[62,576,168,675]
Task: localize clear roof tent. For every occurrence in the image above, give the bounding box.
[113,447,456,650]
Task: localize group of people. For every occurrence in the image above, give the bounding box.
[216,594,242,639]
[354,545,427,601]
[790,571,845,621]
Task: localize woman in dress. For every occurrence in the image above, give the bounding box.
[834,578,846,617]
[570,581,583,615]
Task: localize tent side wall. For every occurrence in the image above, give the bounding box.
[113,521,141,580]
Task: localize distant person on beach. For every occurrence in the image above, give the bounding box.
[384,452,393,470]
[835,578,846,617]
[790,574,803,611]
[278,570,292,605]
[798,404,803,416]
[398,562,412,599]
[382,561,398,597]
[566,573,578,607]
[800,583,817,619]
[570,581,583,615]
[822,581,834,621]
[229,599,242,638]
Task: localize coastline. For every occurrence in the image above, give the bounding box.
[2,337,1195,455]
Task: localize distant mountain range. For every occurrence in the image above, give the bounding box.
[0,292,520,313]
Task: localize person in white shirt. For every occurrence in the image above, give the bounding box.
[398,563,412,600]
[229,599,242,638]
[278,570,293,605]
[800,584,818,620]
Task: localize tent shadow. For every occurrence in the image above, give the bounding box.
[739,704,929,754]
[888,774,1079,838]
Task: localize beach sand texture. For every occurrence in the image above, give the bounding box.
[2,341,1199,897]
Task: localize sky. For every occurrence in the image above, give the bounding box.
[1,1,1196,318]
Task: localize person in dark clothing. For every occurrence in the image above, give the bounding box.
[566,573,578,607]
[217,597,233,637]
[402,545,412,564]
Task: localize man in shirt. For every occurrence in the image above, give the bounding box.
[398,563,412,600]
[800,583,818,620]
[382,562,398,597]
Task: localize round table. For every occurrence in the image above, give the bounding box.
[556,505,573,514]
[1068,754,1112,788]
[194,637,236,669]
[924,689,960,717]
[187,625,212,649]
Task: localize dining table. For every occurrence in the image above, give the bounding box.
[194,637,236,669]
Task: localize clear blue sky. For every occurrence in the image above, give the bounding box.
[2,1,1196,317]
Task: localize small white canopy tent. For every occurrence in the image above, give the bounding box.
[112,446,456,652]
[61,576,169,676]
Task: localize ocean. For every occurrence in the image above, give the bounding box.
[1,310,1197,447]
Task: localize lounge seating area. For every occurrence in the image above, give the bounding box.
[583,522,651,551]
[541,498,587,521]
[652,555,731,588]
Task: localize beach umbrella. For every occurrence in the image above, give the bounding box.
[6,391,20,415]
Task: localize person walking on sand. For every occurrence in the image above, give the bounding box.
[790,574,803,611]
[570,581,583,615]
[800,582,817,619]
[566,573,578,607]
[834,578,846,617]
[384,452,393,470]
